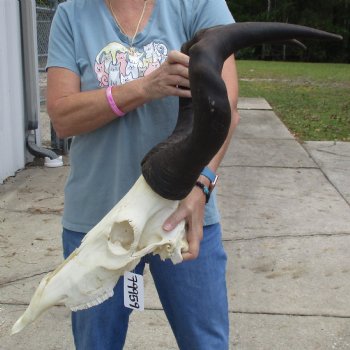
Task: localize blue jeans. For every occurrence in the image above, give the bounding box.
[62,223,229,350]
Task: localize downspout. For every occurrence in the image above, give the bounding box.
[18,0,62,166]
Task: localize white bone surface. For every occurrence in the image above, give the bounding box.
[12,176,188,334]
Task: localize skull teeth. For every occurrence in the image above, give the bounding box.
[69,287,115,312]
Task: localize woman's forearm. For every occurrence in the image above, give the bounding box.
[206,54,240,174]
[47,51,191,139]
[47,69,150,138]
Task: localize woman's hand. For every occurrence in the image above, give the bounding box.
[162,180,208,261]
[142,50,191,100]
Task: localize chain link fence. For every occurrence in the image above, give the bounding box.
[36,0,69,153]
[37,5,55,71]
[36,0,60,104]
[36,0,64,71]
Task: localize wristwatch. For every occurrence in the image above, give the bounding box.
[195,167,219,203]
[200,167,218,192]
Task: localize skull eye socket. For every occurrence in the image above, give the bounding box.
[109,220,134,251]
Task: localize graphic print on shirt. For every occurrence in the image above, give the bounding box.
[95,41,168,87]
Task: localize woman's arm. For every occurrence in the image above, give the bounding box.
[204,54,240,173]
[163,55,240,261]
[47,51,191,138]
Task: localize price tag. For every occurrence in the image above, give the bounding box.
[123,271,144,311]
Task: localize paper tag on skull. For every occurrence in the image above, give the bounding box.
[123,271,144,311]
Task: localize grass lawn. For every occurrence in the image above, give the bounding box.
[236,60,350,141]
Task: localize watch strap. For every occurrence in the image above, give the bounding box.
[201,167,218,190]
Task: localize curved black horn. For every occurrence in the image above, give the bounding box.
[141,22,342,200]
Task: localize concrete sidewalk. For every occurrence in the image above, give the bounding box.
[1,98,350,349]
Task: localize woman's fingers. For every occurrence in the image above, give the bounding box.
[167,50,190,67]
[142,50,191,100]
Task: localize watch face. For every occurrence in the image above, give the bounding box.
[208,175,218,192]
[202,167,217,183]
[212,175,218,187]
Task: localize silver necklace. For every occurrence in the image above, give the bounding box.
[108,0,148,47]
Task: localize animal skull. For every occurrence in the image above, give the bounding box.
[11,176,188,334]
[12,21,342,335]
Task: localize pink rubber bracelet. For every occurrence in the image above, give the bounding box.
[106,86,125,117]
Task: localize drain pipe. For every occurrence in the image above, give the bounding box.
[19,0,62,167]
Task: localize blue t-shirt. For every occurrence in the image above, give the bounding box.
[47,0,234,233]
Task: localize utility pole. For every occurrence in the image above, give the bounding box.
[262,0,272,59]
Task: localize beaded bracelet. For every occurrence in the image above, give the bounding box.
[106,86,125,117]
[195,181,210,203]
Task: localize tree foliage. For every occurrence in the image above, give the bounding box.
[226,0,350,62]
[35,0,349,62]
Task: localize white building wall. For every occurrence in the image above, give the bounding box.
[0,0,26,183]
